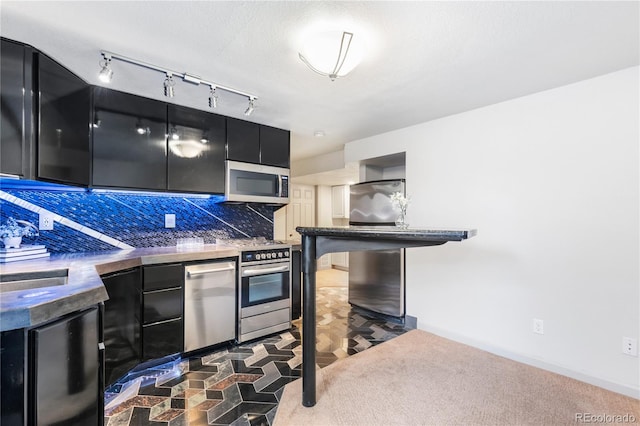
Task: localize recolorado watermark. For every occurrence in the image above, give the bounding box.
[575,413,637,423]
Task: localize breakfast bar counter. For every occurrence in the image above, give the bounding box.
[295,226,477,407]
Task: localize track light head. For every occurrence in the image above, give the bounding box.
[208,86,218,109]
[98,55,113,83]
[164,74,176,98]
[244,98,255,116]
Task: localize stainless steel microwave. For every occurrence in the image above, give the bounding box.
[224,160,289,204]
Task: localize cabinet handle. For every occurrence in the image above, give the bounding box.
[186,265,235,277]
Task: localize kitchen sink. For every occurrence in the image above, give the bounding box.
[0,269,68,294]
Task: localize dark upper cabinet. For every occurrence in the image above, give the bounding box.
[168,105,226,194]
[226,117,260,164]
[92,88,167,190]
[260,125,290,168]
[1,38,34,178]
[226,117,290,168]
[37,52,91,185]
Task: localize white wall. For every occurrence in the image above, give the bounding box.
[345,67,639,397]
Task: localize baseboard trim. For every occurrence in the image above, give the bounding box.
[420,325,639,399]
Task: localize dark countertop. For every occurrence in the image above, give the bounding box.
[295,226,476,241]
[0,245,239,332]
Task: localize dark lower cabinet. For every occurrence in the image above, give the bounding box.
[0,306,103,426]
[102,268,141,387]
[141,264,183,361]
[142,319,183,361]
[37,52,91,185]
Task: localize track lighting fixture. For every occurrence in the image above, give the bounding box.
[208,86,218,109]
[244,98,255,116]
[98,54,113,83]
[164,74,176,98]
[98,50,258,114]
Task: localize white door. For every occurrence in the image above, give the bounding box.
[274,184,315,241]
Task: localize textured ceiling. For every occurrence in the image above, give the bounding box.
[1,1,638,167]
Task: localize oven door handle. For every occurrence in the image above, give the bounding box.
[242,265,289,276]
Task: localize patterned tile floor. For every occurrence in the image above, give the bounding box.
[104,285,409,426]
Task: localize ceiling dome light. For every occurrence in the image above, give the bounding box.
[299,30,364,81]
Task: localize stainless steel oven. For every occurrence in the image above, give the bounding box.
[237,245,291,342]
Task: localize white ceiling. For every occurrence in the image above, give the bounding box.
[1,1,638,171]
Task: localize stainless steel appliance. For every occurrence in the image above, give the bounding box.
[349,179,406,319]
[184,260,237,352]
[225,160,289,204]
[218,238,292,342]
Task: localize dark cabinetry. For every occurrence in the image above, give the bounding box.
[93,88,167,190]
[168,104,226,193]
[102,268,141,387]
[140,264,183,360]
[260,125,290,168]
[226,117,260,164]
[0,39,34,178]
[0,306,102,425]
[37,52,91,185]
[227,118,290,168]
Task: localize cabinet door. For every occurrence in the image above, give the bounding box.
[259,125,290,168]
[332,185,350,218]
[37,53,90,185]
[92,87,167,190]
[143,263,183,291]
[102,268,141,387]
[1,39,33,177]
[167,105,226,193]
[31,307,100,425]
[142,318,182,361]
[226,117,260,164]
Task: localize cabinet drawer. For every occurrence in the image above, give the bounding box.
[142,288,182,324]
[142,318,183,360]
[143,264,183,291]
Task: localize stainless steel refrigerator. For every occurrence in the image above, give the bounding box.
[349,179,405,319]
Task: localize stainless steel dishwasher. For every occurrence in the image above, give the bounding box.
[184,260,236,352]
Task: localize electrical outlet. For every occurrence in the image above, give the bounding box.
[39,213,54,231]
[533,318,544,335]
[164,214,176,229]
[622,337,638,356]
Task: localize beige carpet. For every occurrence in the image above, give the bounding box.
[274,330,639,426]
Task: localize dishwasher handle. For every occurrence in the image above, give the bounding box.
[186,265,235,277]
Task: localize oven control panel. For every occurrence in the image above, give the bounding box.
[242,248,290,263]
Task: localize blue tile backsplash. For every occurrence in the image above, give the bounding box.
[0,179,277,253]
